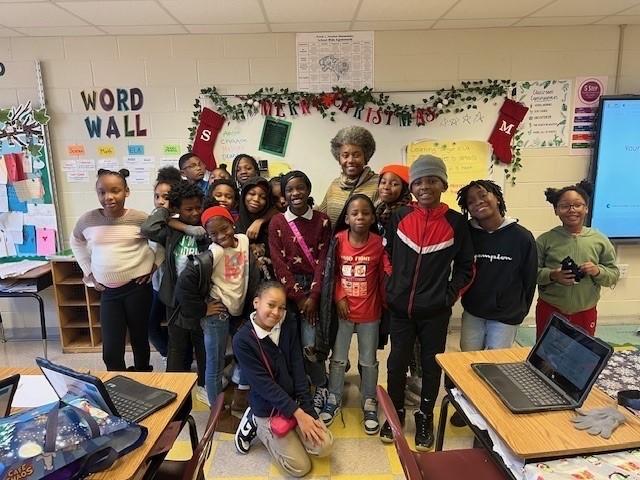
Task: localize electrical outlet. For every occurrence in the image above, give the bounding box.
[618,263,629,279]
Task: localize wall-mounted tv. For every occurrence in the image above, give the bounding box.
[589,95,640,241]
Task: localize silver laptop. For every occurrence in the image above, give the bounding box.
[472,314,613,413]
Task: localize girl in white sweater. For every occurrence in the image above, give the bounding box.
[70,169,162,371]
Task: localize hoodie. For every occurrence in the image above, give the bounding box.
[461,218,538,325]
[536,226,619,314]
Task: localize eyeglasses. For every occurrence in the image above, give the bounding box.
[557,203,587,212]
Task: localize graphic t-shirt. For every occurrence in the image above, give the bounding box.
[334,229,389,323]
[209,234,250,316]
[174,234,199,277]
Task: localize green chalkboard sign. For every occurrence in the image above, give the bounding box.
[259,117,291,157]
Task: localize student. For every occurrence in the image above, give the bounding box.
[206,178,240,220]
[536,180,619,338]
[452,179,537,426]
[231,154,260,189]
[141,180,209,404]
[237,177,274,280]
[269,175,288,213]
[380,155,474,450]
[233,281,332,477]
[149,166,183,359]
[70,169,162,371]
[175,206,259,405]
[319,194,390,435]
[211,163,232,181]
[179,152,209,195]
[376,164,411,238]
[269,171,332,414]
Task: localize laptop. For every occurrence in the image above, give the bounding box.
[0,374,20,417]
[472,314,613,413]
[36,358,177,423]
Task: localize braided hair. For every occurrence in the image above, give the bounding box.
[457,179,506,217]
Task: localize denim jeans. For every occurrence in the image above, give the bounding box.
[327,318,379,406]
[299,314,327,387]
[460,311,518,351]
[201,314,229,404]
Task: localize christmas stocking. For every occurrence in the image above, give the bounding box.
[192,107,225,171]
[488,98,529,164]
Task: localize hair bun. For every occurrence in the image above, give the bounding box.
[119,168,130,178]
[576,179,593,196]
[544,187,558,205]
[97,168,108,176]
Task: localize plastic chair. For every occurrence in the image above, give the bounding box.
[376,386,507,480]
[148,392,225,480]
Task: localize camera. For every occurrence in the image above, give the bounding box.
[561,256,585,282]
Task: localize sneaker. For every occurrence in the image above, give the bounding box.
[313,386,329,415]
[363,398,380,435]
[414,410,434,451]
[195,386,210,407]
[380,409,405,443]
[231,387,249,412]
[234,407,257,454]
[450,410,466,427]
[319,394,340,426]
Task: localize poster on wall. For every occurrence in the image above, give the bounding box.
[516,80,571,148]
[570,76,607,155]
[296,31,374,92]
[259,117,291,157]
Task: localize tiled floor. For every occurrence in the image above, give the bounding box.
[0,327,474,479]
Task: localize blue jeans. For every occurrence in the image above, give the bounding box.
[299,314,327,387]
[327,318,379,406]
[460,311,518,351]
[201,314,229,404]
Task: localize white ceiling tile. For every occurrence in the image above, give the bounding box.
[433,18,520,29]
[185,24,269,34]
[514,16,605,26]
[101,25,187,34]
[357,0,454,21]
[532,0,640,17]
[263,0,359,22]
[159,0,264,25]
[57,0,177,25]
[596,14,640,23]
[445,0,551,19]
[13,25,104,36]
[352,20,436,30]
[0,2,88,27]
[270,22,351,32]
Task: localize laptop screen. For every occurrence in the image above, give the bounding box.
[528,314,613,403]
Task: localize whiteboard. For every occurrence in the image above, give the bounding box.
[206,92,505,200]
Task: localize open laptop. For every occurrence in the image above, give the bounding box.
[0,374,20,417]
[36,358,177,423]
[472,314,613,413]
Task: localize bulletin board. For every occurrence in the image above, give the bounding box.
[0,63,61,259]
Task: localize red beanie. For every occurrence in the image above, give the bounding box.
[380,164,410,185]
[201,206,234,227]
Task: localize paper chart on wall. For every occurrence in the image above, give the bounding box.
[516,80,571,148]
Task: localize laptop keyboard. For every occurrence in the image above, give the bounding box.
[496,363,570,407]
[107,388,155,422]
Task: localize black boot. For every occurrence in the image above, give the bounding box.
[380,409,405,443]
[414,410,434,451]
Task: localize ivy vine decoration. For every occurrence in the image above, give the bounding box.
[190,79,523,182]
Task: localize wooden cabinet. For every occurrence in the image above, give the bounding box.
[51,259,101,352]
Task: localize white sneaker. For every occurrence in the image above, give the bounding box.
[363,398,380,435]
[235,407,257,454]
[313,386,329,415]
[195,386,210,407]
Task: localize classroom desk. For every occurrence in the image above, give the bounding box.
[435,348,640,461]
[2,367,197,480]
[0,263,52,358]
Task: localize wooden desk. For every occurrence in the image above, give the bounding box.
[2,367,197,480]
[436,348,640,459]
[0,263,53,358]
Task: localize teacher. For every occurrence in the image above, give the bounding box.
[318,126,380,226]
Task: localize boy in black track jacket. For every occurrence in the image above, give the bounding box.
[380,155,474,451]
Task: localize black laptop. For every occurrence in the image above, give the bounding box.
[0,374,20,417]
[36,358,177,423]
[472,314,613,413]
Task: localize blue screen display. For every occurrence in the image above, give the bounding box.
[591,98,640,239]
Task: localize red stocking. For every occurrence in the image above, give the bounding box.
[488,99,529,164]
[192,108,225,171]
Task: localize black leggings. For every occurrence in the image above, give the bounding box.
[100,281,152,371]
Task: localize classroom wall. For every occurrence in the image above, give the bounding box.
[0,25,638,335]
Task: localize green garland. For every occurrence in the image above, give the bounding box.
[190,79,523,183]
